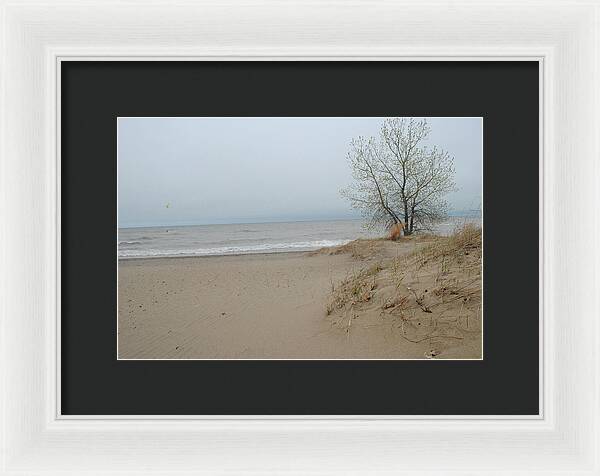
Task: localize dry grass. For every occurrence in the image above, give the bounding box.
[326,262,382,315]
[325,224,482,357]
[414,223,481,266]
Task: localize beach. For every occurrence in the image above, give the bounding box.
[118,229,482,359]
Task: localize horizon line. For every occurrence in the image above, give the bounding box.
[117,210,482,230]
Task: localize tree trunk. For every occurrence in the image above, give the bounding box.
[403,202,411,235]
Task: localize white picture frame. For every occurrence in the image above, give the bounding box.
[1,0,598,474]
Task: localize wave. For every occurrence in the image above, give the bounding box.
[118,239,350,258]
[118,240,143,245]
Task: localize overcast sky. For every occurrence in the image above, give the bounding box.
[118,117,482,228]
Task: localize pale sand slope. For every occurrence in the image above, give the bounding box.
[118,236,482,359]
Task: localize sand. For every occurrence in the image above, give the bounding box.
[118,234,482,359]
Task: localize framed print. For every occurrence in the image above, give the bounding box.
[1,1,599,475]
[60,61,537,416]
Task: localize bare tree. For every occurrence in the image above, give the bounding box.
[342,118,456,235]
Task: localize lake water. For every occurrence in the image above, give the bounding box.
[118,216,481,259]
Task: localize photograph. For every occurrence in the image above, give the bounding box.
[117,117,483,360]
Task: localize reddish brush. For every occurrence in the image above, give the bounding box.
[389,222,405,241]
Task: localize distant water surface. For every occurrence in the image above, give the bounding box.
[118,216,481,259]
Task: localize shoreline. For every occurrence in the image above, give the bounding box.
[117,217,483,262]
[117,248,330,262]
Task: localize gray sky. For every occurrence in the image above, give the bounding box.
[118,117,482,228]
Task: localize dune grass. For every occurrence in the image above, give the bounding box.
[325,224,482,355]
